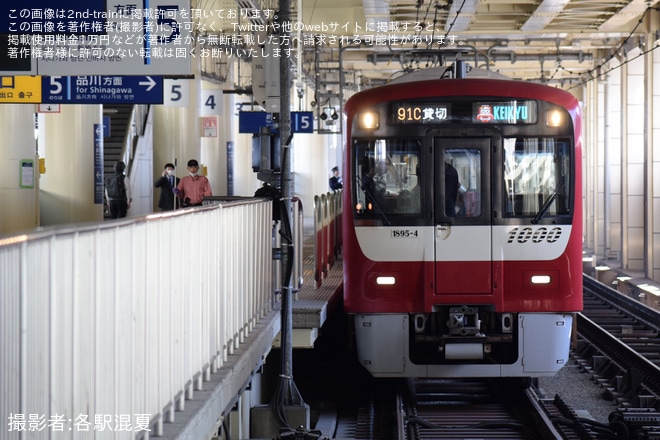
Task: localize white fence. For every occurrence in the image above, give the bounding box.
[0,199,273,439]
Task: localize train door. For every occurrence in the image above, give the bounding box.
[433,137,492,295]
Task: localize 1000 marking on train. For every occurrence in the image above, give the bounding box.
[507,226,563,244]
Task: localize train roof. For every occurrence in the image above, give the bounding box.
[345,66,580,114]
[387,66,512,84]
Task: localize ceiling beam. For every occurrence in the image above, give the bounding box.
[445,0,479,32]
[598,0,654,32]
[363,0,391,30]
[521,0,571,31]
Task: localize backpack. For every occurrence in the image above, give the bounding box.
[105,174,126,200]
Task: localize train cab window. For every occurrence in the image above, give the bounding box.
[353,139,422,221]
[503,138,571,217]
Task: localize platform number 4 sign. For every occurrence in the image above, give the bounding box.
[200,89,222,115]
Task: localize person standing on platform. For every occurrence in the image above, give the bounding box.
[154,163,180,211]
[105,160,131,218]
[329,166,343,190]
[174,159,212,206]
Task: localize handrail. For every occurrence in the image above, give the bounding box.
[0,198,273,437]
[0,198,260,244]
[123,104,150,177]
[313,190,343,288]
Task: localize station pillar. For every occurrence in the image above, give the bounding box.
[0,104,38,235]
[39,104,104,226]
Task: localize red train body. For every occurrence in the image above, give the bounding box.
[342,67,583,377]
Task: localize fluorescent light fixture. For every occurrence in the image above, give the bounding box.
[445,0,479,32]
[521,0,570,31]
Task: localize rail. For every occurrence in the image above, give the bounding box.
[0,199,273,438]
[124,104,150,175]
[313,190,343,288]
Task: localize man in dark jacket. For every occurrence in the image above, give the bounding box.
[154,163,180,211]
[329,166,343,190]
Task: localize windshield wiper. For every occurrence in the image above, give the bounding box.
[357,176,391,225]
[532,184,564,224]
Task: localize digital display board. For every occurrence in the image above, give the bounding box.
[473,101,537,124]
[392,103,450,124]
[390,100,538,125]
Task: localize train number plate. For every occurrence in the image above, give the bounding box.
[391,229,419,238]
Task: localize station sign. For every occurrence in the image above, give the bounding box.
[292,111,314,133]
[239,111,273,134]
[41,75,163,104]
[0,75,41,103]
[239,111,316,134]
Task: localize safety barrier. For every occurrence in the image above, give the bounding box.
[313,190,343,288]
[0,198,272,438]
[291,197,304,293]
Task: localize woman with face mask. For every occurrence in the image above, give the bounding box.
[172,159,213,207]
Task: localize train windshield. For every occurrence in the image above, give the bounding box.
[503,137,571,218]
[353,139,423,221]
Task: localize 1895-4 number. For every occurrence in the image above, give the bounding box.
[391,229,419,238]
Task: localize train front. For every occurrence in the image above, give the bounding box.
[342,76,583,378]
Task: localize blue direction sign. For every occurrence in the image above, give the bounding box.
[239,112,274,134]
[240,111,315,134]
[42,75,163,104]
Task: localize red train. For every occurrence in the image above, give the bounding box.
[342,64,583,377]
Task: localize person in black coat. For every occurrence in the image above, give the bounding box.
[329,166,343,190]
[154,163,180,211]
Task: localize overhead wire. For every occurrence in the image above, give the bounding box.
[568,6,658,90]
[408,0,436,70]
[407,0,468,71]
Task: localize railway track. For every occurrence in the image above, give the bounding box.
[577,275,660,409]
[294,275,660,439]
[332,378,610,439]
[398,378,560,440]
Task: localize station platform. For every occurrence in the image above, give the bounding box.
[277,238,344,349]
[160,235,344,439]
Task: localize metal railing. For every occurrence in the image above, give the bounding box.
[0,199,273,438]
[313,190,343,288]
[124,104,150,175]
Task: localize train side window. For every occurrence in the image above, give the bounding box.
[444,148,481,217]
[503,137,571,217]
[353,139,423,219]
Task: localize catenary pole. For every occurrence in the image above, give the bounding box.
[271,0,305,432]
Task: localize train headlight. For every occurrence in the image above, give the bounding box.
[358,111,379,129]
[546,110,564,127]
[531,275,551,284]
[376,276,396,285]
